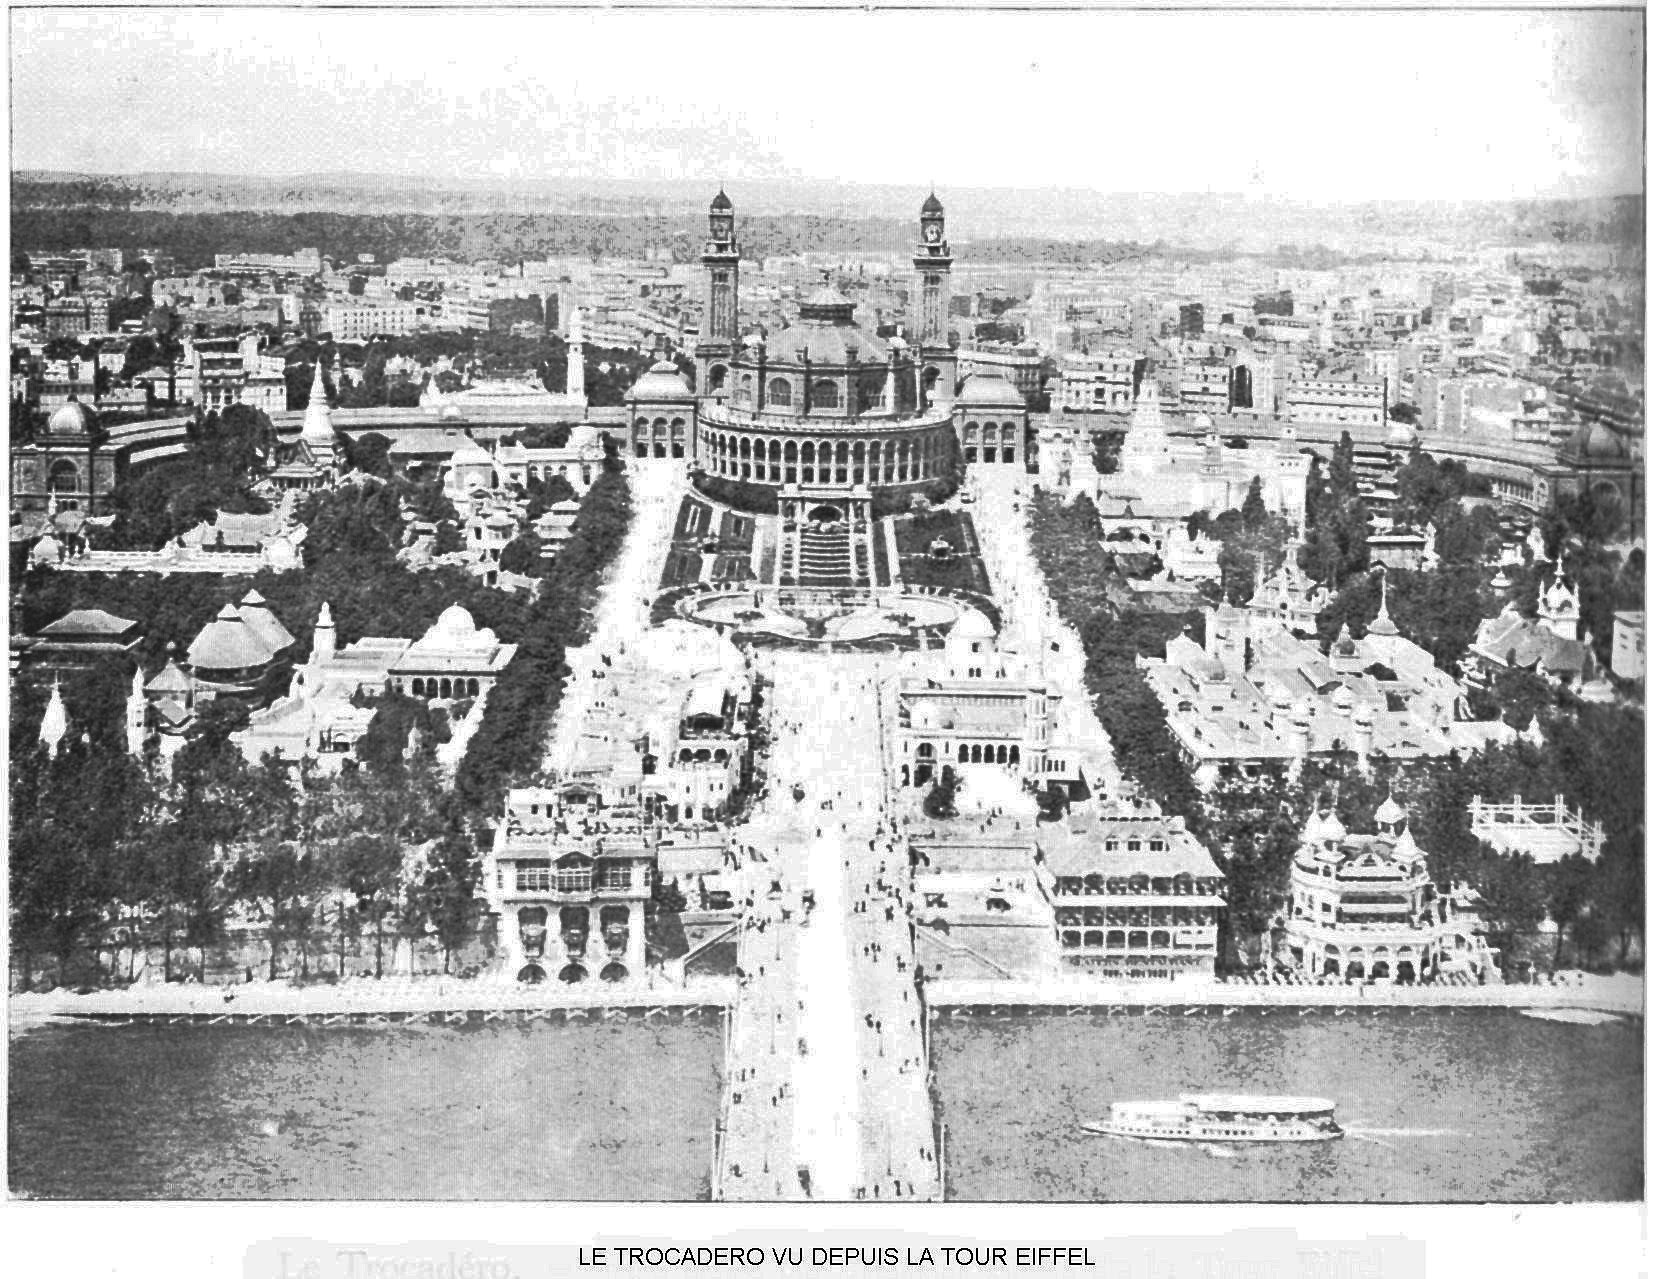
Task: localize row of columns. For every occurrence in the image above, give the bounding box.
[698,429,947,487]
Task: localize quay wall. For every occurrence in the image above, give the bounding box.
[925,976,1643,1018]
[13,972,1642,1028]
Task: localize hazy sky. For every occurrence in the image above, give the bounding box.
[10,6,1645,200]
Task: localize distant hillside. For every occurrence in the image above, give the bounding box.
[11,172,1643,262]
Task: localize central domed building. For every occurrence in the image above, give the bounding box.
[626,191,969,524]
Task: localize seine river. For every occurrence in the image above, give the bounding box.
[9,1010,1641,1201]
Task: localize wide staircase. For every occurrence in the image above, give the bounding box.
[796,523,857,587]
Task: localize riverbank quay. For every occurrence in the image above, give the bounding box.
[13,969,1641,1032]
[925,973,1643,1018]
[8,974,736,1030]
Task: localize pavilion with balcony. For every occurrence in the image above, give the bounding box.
[1036,797,1227,981]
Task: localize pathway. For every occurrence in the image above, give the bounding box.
[715,651,938,1200]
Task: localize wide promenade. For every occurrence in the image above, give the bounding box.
[715,651,938,1201]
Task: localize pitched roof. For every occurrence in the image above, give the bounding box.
[38,608,138,637]
[145,658,194,694]
[236,592,296,653]
[1472,612,1586,675]
[187,603,279,672]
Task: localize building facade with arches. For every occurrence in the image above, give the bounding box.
[388,603,517,701]
[684,191,964,524]
[1037,797,1227,981]
[484,786,656,986]
[891,610,1069,790]
[1277,800,1496,982]
[10,399,123,514]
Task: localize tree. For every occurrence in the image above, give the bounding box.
[345,432,393,478]
[1475,853,1547,962]
[1543,856,1594,969]
[422,804,482,973]
[1240,475,1267,531]
[1219,798,1300,970]
[226,756,322,980]
[498,530,546,577]
[328,776,404,980]
[923,767,960,819]
[1328,431,1356,501]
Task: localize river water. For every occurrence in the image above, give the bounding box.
[9,1010,1640,1201]
[933,1010,1643,1202]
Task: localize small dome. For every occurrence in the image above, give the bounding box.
[949,608,996,641]
[1561,418,1628,463]
[957,370,1026,408]
[1331,684,1355,709]
[1193,412,1213,431]
[628,360,694,402]
[1301,805,1328,844]
[1374,795,1407,826]
[1318,810,1348,844]
[1333,629,1358,658]
[710,188,733,211]
[47,401,94,435]
[439,403,463,420]
[1392,824,1421,860]
[435,603,476,636]
[921,191,944,215]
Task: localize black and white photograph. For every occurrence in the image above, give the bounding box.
[3,0,1646,1257]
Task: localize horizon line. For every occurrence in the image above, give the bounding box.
[10,168,1644,205]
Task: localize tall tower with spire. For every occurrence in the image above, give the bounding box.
[697,188,741,397]
[566,307,587,403]
[912,191,955,404]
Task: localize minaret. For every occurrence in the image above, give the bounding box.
[312,601,337,666]
[40,677,67,759]
[566,307,587,402]
[126,665,147,757]
[697,188,741,396]
[912,191,955,403]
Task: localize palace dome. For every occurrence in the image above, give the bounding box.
[766,290,889,365]
[949,608,997,642]
[628,360,694,402]
[957,370,1026,408]
[47,400,95,436]
[433,603,478,639]
[1559,419,1628,464]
